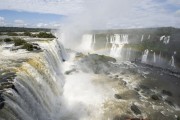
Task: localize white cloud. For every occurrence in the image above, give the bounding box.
[36,22,61,28]
[168,0,180,5]
[175,10,180,16]
[0,0,179,28]
[14,19,27,27]
[0,0,84,15]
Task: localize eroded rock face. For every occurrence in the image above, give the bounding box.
[0,70,17,110]
[78,54,116,74]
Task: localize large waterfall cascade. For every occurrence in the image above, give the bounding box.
[109,34,128,58]
[105,35,109,49]
[160,35,170,44]
[169,56,175,68]
[0,39,67,120]
[80,34,96,52]
[141,49,149,63]
[141,35,144,42]
[153,52,156,63]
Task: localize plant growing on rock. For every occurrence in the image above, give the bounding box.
[13,38,26,46]
[22,43,34,51]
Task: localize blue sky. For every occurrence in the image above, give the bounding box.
[0,0,180,28]
[0,10,66,27]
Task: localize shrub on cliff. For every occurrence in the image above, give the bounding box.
[7,32,18,36]
[22,43,34,51]
[37,32,55,38]
[4,38,13,43]
[23,31,32,36]
[13,38,26,46]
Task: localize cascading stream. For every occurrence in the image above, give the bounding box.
[0,39,66,120]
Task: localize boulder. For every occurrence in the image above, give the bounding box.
[79,54,116,74]
[151,94,160,100]
[114,94,122,99]
[162,90,173,96]
[131,104,141,115]
[165,99,174,107]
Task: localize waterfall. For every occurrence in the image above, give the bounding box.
[153,52,156,63]
[141,35,144,42]
[148,35,151,39]
[158,52,162,63]
[160,35,170,44]
[0,39,66,120]
[91,34,96,50]
[169,56,175,68]
[110,34,128,58]
[80,34,95,52]
[141,49,149,63]
[105,35,109,49]
[127,47,131,60]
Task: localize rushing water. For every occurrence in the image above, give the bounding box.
[0,39,66,120]
[1,33,180,120]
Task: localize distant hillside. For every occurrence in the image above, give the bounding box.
[91,27,180,35]
[0,27,53,32]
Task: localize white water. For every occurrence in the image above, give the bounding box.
[153,52,156,63]
[79,34,95,52]
[127,47,131,60]
[160,35,170,44]
[0,39,66,120]
[148,35,151,39]
[141,35,144,42]
[91,34,96,50]
[110,34,128,58]
[105,35,109,49]
[141,49,149,63]
[169,56,175,67]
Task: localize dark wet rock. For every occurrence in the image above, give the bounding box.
[134,88,140,91]
[0,93,5,110]
[150,112,175,120]
[75,52,85,58]
[128,118,145,120]
[114,94,122,99]
[0,72,16,83]
[175,115,180,120]
[115,75,119,78]
[151,94,160,100]
[65,68,76,75]
[130,104,141,115]
[79,54,116,74]
[139,85,150,91]
[162,90,173,96]
[131,104,141,115]
[165,99,174,107]
[0,102,4,109]
[0,82,13,90]
[113,115,130,120]
[12,85,18,93]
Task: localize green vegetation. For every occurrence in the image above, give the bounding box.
[0,27,52,32]
[37,32,55,38]
[23,31,32,36]
[125,40,168,53]
[7,32,18,36]
[4,38,13,43]
[13,38,26,46]
[22,43,33,51]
